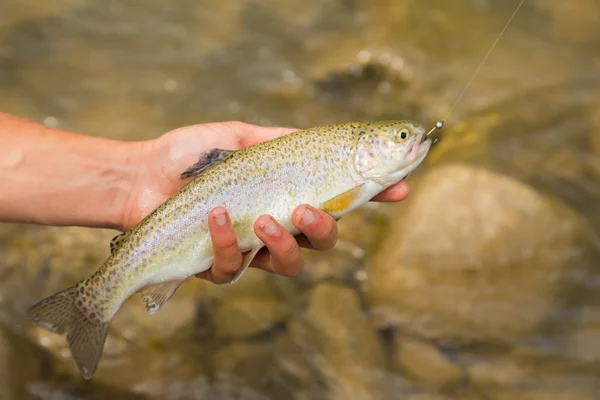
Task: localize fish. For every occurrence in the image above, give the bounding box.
[27,119,436,379]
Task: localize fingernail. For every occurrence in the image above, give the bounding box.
[300,206,315,226]
[260,217,278,236]
[214,210,227,226]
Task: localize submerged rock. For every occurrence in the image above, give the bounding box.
[299,247,361,283]
[206,268,296,340]
[365,163,597,344]
[591,105,600,178]
[131,375,270,400]
[0,327,54,399]
[467,355,532,388]
[212,295,288,339]
[404,394,452,400]
[486,380,599,400]
[211,340,274,384]
[289,282,387,400]
[393,334,463,388]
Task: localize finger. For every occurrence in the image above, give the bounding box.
[252,215,304,277]
[371,180,410,202]
[292,205,337,251]
[198,207,243,284]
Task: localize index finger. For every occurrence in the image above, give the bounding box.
[371,180,410,202]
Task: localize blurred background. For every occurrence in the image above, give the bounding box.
[1,0,600,399]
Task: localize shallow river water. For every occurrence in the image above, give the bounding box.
[1,0,600,399]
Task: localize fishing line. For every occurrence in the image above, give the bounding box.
[427,0,527,136]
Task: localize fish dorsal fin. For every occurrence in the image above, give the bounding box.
[140,280,184,315]
[180,148,235,180]
[110,232,128,253]
[320,184,366,218]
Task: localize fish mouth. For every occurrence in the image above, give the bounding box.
[408,130,432,159]
[397,135,432,181]
[395,126,434,181]
[413,136,432,160]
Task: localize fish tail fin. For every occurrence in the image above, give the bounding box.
[28,284,110,379]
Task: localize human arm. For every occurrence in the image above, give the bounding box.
[0,112,138,230]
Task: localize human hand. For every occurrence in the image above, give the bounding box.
[122,121,410,283]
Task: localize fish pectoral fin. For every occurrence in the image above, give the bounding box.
[320,184,366,216]
[180,148,235,180]
[229,246,263,285]
[140,280,184,315]
[109,232,129,253]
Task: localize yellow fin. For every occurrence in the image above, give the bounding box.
[140,280,183,315]
[321,185,365,214]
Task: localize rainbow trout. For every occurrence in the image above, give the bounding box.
[28,120,437,378]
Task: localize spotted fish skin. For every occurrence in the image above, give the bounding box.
[27,120,433,379]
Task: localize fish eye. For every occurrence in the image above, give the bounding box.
[400,131,408,139]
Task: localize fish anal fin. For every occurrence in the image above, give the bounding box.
[321,185,365,215]
[140,280,184,315]
[180,148,234,180]
[110,232,128,253]
[230,246,263,285]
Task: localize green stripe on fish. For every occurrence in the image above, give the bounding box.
[27,119,435,379]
